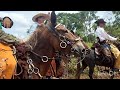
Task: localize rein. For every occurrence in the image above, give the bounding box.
[26,55,43,79]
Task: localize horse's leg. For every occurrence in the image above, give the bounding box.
[88,62,95,79]
[88,66,94,79]
[75,60,87,79]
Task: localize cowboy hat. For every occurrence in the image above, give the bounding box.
[32,13,49,22]
[95,19,106,24]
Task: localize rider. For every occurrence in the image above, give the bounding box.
[31,13,57,78]
[94,18,120,70]
[28,13,50,34]
[31,13,64,79]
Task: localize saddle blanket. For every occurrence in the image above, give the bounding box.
[0,43,17,79]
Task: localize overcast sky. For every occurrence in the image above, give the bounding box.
[0,11,114,39]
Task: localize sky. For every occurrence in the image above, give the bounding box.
[0,11,114,39]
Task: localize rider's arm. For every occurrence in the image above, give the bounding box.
[95,27,117,41]
[102,28,117,41]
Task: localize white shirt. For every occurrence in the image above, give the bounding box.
[95,26,117,42]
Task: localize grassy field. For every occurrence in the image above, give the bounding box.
[86,42,93,48]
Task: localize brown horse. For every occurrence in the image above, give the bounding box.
[75,40,116,79]
[14,11,85,79]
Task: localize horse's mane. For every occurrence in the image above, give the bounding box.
[25,24,47,49]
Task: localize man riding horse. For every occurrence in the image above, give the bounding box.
[94,19,120,71]
[30,13,64,79]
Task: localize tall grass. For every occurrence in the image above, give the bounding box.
[86,42,93,48]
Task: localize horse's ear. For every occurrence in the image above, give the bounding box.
[51,11,57,27]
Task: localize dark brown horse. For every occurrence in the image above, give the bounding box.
[75,41,116,79]
[14,11,85,79]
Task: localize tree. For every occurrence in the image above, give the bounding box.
[110,11,120,38]
[57,11,98,42]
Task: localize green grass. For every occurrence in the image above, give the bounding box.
[86,42,93,48]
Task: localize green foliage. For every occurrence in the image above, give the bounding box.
[57,11,120,43]
[57,11,98,40]
[86,42,93,48]
[106,11,120,39]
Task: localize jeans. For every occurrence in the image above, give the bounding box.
[101,43,111,49]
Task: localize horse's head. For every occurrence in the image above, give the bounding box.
[48,11,86,55]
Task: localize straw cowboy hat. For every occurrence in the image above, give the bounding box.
[32,13,50,22]
[95,19,106,24]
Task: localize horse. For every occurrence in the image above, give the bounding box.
[75,40,116,79]
[14,11,85,79]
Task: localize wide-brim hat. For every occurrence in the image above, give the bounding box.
[95,19,106,24]
[32,13,49,22]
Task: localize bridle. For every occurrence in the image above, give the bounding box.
[46,23,82,50]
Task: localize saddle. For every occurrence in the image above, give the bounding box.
[91,42,101,55]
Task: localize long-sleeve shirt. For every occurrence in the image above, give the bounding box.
[95,26,117,42]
